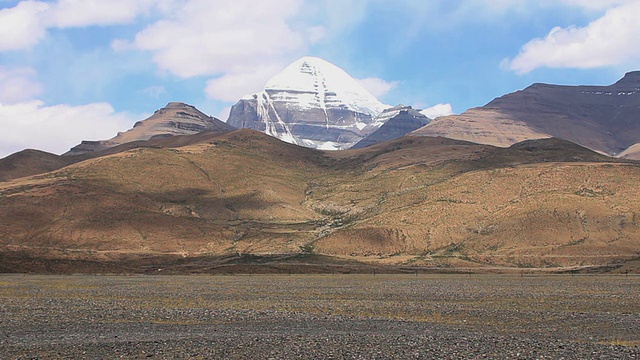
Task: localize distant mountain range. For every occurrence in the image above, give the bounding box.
[2,57,640,274]
[57,58,640,160]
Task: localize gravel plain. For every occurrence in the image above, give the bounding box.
[0,274,638,359]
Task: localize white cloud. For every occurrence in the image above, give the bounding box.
[0,0,157,51]
[117,0,326,102]
[205,64,284,102]
[0,66,43,104]
[0,1,49,51]
[420,103,454,119]
[46,0,157,28]
[356,77,399,98]
[0,100,136,158]
[129,0,307,78]
[505,1,640,73]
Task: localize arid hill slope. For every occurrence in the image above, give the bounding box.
[65,102,234,156]
[0,149,80,182]
[413,71,640,158]
[0,130,638,272]
[0,130,242,183]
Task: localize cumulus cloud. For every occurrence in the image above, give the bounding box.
[47,0,157,28]
[0,100,136,158]
[505,1,640,73]
[116,0,329,101]
[0,0,157,51]
[420,103,454,119]
[205,64,284,102]
[356,77,399,98]
[128,0,307,78]
[0,66,43,104]
[0,1,50,51]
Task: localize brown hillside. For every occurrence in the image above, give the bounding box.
[64,102,235,156]
[618,143,640,160]
[0,130,239,183]
[0,149,81,182]
[0,131,638,272]
[1,104,236,183]
[412,71,640,157]
[410,108,551,148]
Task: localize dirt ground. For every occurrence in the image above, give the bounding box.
[0,274,638,359]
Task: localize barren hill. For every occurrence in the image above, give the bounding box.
[65,102,234,156]
[0,130,638,273]
[413,71,640,158]
[0,130,241,183]
[0,149,80,182]
[0,103,236,183]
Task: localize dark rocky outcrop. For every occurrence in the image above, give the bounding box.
[352,105,430,149]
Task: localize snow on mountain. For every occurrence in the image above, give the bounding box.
[263,56,388,116]
[228,56,389,150]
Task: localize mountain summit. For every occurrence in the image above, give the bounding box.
[226,56,388,150]
[65,102,234,156]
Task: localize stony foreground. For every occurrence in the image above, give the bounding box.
[0,274,638,359]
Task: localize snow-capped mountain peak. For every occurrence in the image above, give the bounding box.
[264,56,387,116]
[228,56,390,150]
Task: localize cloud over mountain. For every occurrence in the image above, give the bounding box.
[505,1,640,73]
[0,100,137,158]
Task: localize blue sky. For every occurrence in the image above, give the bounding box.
[1,0,639,157]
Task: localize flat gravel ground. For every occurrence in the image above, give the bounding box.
[0,274,638,359]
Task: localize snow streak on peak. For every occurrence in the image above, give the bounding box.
[264,56,388,116]
[228,56,393,150]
